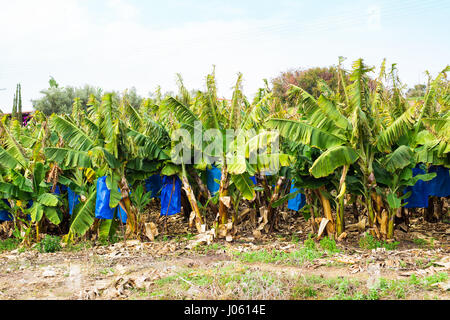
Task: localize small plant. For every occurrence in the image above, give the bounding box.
[422,272,448,288]
[382,241,400,251]
[39,235,62,253]
[175,233,196,242]
[359,233,399,250]
[65,241,92,252]
[359,233,379,249]
[291,233,300,243]
[366,289,381,300]
[399,260,407,268]
[413,238,427,247]
[99,267,115,275]
[0,238,20,252]
[319,237,340,254]
[292,285,318,299]
[303,235,317,250]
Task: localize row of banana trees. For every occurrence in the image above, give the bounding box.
[0,59,448,246]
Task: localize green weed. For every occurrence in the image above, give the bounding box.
[319,237,341,254]
[359,234,399,250]
[39,235,62,253]
[0,238,20,252]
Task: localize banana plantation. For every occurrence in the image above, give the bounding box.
[0,58,449,249]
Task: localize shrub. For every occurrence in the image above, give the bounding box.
[39,235,62,253]
[319,237,340,254]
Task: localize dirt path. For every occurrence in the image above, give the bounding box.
[0,238,448,300]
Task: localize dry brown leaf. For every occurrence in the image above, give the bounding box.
[220,196,231,208]
[253,230,262,239]
[337,232,347,242]
[144,222,158,241]
[317,218,329,238]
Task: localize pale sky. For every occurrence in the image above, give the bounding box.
[1,0,449,112]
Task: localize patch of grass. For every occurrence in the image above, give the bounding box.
[0,238,20,253]
[162,269,216,289]
[319,237,341,254]
[234,237,340,266]
[39,235,62,253]
[291,285,318,299]
[150,265,286,300]
[383,241,400,251]
[415,258,435,269]
[414,237,436,249]
[296,275,369,300]
[64,241,92,252]
[295,274,437,300]
[413,238,428,247]
[359,234,399,251]
[234,238,340,266]
[234,249,291,264]
[155,235,170,242]
[175,233,196,242]
[359,234,380,249]
[98,233,122,246]
[422,272,448,288]
[156,270,215,289]
[134,263,446,300]
[148,290,166,299]
[291,233,300,244]
[304,236,316,250]
[193,243,226,254]
[155,275,179,286]
[99,267,115,275]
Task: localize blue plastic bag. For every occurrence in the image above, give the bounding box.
[68,187,80,216]
[250,176,257,185]
[145,174,163,199]
[53,184,78,215]
[427,166,450,198]
[206,165,222,195]
[116,205,127,224]
[0,199,13,222]
[26,200,33,221]
[403,166,430,208]
[160,175,181,216]
[95,176,127,223]
[53,185,61,195]
[288,181,306,211]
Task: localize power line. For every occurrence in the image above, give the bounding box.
[122,0,449,60]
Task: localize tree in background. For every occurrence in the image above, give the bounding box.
[32,77,144,116]
[11,87,17,119]
[32,78,103,115]
[11,84,22,123]
[406,84,427,99]
[272,66,340,103]
[18,84,23,124]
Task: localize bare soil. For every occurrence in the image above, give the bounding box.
[0,204,448,300]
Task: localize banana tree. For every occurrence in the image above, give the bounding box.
[0,117,62,244]
[163,71,292,237]
[45,92,169,241]
[410,66,450,221]
[268,59,420,238]
[374,145,436,239]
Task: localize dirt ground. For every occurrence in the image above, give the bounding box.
[0,207,448,300]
